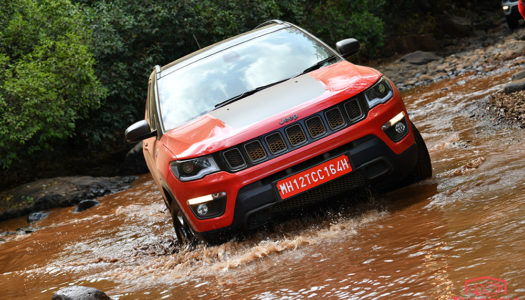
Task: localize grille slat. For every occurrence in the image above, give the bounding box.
[245,140,267,162]
[223,148,245,170]
[265,132,287,154]
[325,107,345,129]
[305,116,326,138]
[285,124,307,146]
[344,98,363,122]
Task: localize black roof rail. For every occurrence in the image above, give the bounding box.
[254,19,285,29]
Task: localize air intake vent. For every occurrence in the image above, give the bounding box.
[305,116,326,138]
[265,132,287,154]
[223,148,245,170]
[244,140,267,162]
[344,98,363,122]
[325,107,345,129]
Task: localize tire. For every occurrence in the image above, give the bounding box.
[171,207,228,245]
[408,122,432,183]
[170,203,198,246]
[507,15,519,29]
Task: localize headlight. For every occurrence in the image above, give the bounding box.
[170,155,220,181]
[364,77,393,109]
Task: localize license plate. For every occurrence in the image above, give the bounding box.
[276,155,352,200]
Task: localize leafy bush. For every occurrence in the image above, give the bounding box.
[0,0,105,169]
[303,0,385,56]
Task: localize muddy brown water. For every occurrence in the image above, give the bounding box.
[1,68,525,299]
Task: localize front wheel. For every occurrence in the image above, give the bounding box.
[407,122,432,183]
[171,206,198,246]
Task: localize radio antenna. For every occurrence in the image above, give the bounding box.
[192,33,202,49]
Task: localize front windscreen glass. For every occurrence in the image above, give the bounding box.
[157,27,334,131]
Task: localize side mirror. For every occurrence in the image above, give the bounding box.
[125,120,156,143]
[336,38,360,58]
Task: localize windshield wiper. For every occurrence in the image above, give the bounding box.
[214,78,288,109]
[299,55,338,76]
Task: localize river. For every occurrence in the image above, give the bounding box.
[1,66,524,299]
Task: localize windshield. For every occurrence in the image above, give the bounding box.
[158,27,334,131]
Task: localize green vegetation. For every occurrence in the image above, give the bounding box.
[0,0,105,169]
[0,0,503,187]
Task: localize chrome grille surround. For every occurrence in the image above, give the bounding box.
[222,148,246,170]
[305,116,326,138]
[244,140,267,162]
[325,107,345,130]
[344,98,364,122]
[265,132,287,154]
[285,124,307,146]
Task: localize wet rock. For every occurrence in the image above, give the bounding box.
[400,51,441,65]
[512,70,525,81]
[16,226,35,235]
[27,211,50,223]
[0,176,136,222]
[504,78,525,94]
[419,74,434,81]
[52,286,110,300]
[75,199,99,213]
[121,141,148,175]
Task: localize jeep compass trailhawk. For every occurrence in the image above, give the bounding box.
[125,20,432,244]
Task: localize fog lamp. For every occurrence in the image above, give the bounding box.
[382,111,409,142]
[197,204,209,216]
[187,192,227,219]
[503,5,510,11]
[395,122,406,134]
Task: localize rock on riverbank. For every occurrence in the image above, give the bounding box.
[0,176,136,221]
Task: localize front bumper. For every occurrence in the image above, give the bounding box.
[199,134,417,239]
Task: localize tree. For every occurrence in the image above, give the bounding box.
[0,0,105,169]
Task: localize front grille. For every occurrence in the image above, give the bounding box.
[245,140,266,162]
[285,124,307,146]
[223,148,245,170]
[266,132,287,154]
[220,94,370,172]
[305,116,326,138]
[344,98,363,122]
[325,107,345,129]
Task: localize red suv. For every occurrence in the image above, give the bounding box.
[125,20,432,244]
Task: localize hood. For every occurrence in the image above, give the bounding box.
[164,61,381,159]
